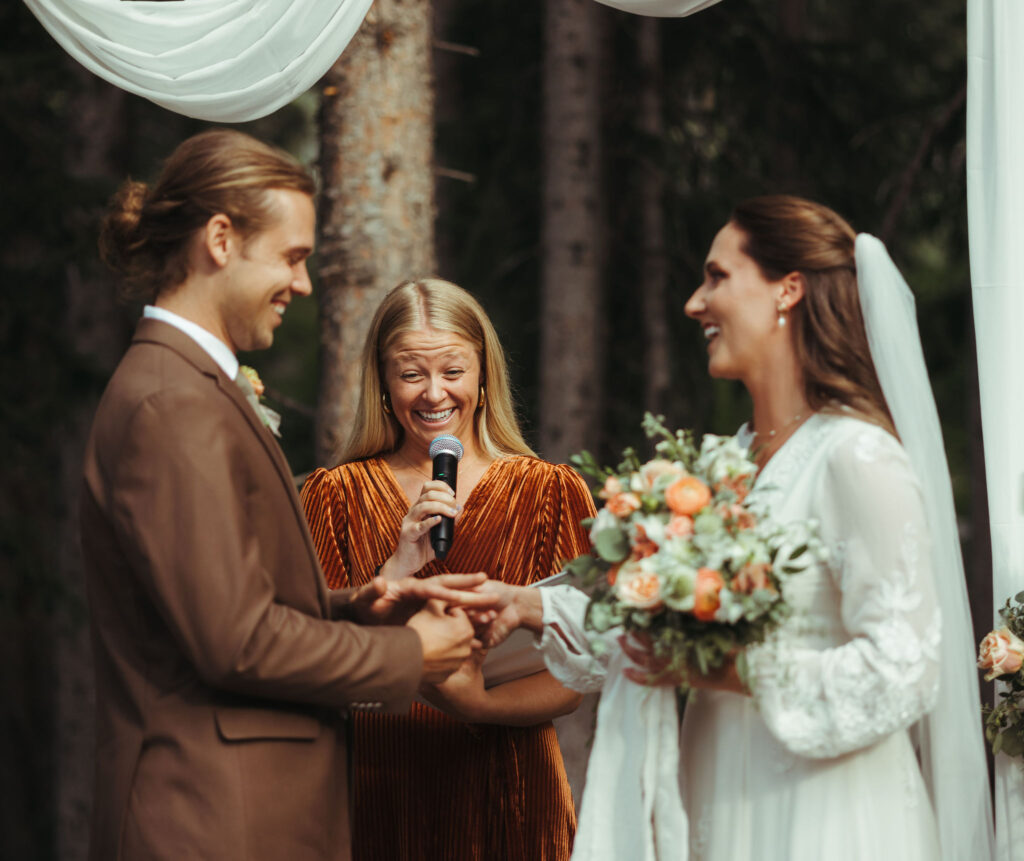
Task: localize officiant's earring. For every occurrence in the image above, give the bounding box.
[382,391,392,414]
[776,300,788,328]
[478,385,486,410]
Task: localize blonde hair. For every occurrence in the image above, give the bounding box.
[341,279,536,462]
[730,195,896,436]
[99,129,316,301]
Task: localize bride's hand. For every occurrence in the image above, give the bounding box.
[619,634,749,695]
[380,480,461,579]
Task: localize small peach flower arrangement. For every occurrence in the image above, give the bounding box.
[979,594,1024,759]
[566,413,821,688]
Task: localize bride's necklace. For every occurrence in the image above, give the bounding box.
[752,411,809,444]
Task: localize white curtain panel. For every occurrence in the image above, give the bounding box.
[21,0,375,121]
[967,2,1024,858]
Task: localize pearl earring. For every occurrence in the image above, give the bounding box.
[776,300,788,328]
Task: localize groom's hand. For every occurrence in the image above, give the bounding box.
[348,573,499,626]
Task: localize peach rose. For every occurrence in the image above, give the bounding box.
[638,459,685,491]
[731,562,774,594]
[598,475,625,500]
[665,476,712,517]
[693,567,724,621]
[978,627,1024,681]
[606,492,642,518]
[615,564,663,611]
[665,515,694,539]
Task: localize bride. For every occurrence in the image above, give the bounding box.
[482,196,993,861]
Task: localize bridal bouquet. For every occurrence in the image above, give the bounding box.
[566,414,820,687]
[979,593,1024,759]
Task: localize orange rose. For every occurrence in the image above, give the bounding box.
[665,515,694,539]
[606,492,642,518]
[731,562,773,594]
[693,567,724,621]
[665,476,712,517]
[978,627,1024,681]
[606,564,620,586]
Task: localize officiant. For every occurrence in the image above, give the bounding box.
[300,277,593,860]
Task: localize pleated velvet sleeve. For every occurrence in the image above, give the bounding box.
[300,466,353,590]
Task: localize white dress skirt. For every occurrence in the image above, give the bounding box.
[540,413,943,861]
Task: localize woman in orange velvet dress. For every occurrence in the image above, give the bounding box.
[301,278,595,860]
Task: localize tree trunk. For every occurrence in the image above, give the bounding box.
[636,17,670,422]
[316,0,437,466]
[539,0,606,464]
[55,64,132,861]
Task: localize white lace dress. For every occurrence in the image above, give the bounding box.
[540,413,943,861]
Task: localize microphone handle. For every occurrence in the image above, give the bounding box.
[430,452,458,560]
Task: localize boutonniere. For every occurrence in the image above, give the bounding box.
[236,365,282,437]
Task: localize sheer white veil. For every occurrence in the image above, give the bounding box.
[855,234,994,861]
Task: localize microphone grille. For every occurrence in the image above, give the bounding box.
[429,434,464,461]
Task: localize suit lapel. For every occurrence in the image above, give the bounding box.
[132,319,332,618]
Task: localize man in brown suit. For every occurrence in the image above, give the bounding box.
[80,129,488,860]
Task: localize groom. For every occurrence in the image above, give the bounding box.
[80,129,488,861]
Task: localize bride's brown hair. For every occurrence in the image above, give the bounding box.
[730,195,895,436]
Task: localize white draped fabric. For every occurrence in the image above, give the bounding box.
[22,0,721,122]
[21,0,375,122]
[967,3,1024,858]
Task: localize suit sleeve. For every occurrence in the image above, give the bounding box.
[109,388,422,712]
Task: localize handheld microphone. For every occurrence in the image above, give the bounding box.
[428,434,464,561]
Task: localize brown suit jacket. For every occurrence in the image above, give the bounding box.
[80,319,423,860]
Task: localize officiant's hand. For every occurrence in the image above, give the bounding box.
[378,480,463,580]
[347,573,498,625]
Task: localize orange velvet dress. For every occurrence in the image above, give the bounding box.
[301,455,596,861]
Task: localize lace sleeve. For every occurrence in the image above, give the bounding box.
[747,426,941,759]
[537,584,610,694]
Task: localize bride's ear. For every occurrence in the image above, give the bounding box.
[778,271,805,308]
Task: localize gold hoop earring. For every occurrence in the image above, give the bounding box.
[382,392,392,415]
[478,385,486,410]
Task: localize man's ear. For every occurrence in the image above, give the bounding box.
[203,213,235,268]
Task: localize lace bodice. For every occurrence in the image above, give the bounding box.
[744,413,941,758]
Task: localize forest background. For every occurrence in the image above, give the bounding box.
[0,0,984,858]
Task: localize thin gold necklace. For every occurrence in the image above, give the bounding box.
[395,451,432,481]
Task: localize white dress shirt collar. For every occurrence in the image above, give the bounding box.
[143,305,239,380]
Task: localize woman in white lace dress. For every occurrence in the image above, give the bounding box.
[485,196,992,861]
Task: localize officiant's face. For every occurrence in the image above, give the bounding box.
[685,222,785,383]
[382,328,482,456]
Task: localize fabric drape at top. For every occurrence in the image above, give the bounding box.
[24,0,723,122]
[301,455,596,861]
[23,0,374,121]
